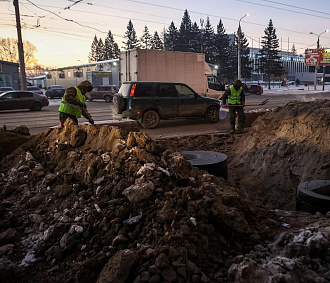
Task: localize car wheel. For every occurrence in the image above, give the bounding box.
[104,95,112,103]
[141,110,160,129]
[205,106,219,123]
[113,93,126,114]
[31,102,42,111]
[256,91,261,95]
[88,98,93,102]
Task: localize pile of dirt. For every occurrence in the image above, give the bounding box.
[158,99,330,211]
[0,100,329,283]
[229,99,330,211]
[0,126,31,160]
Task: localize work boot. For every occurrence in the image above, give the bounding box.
[237,123,246,134]
[230,126,236,134]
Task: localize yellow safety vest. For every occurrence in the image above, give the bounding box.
[58,87,86,118]
[228,85,243,105]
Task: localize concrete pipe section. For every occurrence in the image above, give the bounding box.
[296,180,330,215]
[181,151,228,180]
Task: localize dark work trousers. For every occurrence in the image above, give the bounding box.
[59,112,78,128]
[229,105,245,130]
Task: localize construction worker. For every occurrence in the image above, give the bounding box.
[222,80,246,134]
[58,80,94,127]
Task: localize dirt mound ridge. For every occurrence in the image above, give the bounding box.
[0,119,273,283]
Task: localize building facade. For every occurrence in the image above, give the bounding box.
[45,59,120,89]
[0,60,20,90]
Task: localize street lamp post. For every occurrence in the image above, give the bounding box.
[310,30,329,90]
[238,13,249,81]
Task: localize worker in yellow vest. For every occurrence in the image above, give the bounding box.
[222,80,246,134]
[58,80,94,127]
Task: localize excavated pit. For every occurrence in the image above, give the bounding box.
[0,99,330,283]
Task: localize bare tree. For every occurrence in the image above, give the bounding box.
[0,38,38,67]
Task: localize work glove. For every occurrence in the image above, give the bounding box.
[223,104,228,107]
[79,102,86,108]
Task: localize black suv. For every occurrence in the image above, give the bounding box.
[113,81,220,129]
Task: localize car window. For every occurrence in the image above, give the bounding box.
[158,84,178,97]
[0,87,14,91]
[18,92,33,98]
[134,84,154,97]
[175,84,195,98]
[118,84,131,97]
[1,92,17,99]
[28,87,39,91]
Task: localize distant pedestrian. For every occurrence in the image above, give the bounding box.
[58,80,94,127]
[222,80,246,134]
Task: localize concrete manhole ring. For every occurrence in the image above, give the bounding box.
[296,180,330,214]
[181,150,228,180]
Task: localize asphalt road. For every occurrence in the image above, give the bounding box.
[0,90,329,138]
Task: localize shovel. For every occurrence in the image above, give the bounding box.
[226,99,269,107]
[219,99,269,120]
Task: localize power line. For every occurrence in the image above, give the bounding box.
[25,0,104,33]
[235,0,330,20]
[261,0,330,16]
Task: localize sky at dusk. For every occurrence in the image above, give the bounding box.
[1,0,329,68]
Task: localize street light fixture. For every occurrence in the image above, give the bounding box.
[238,13,249,80]
[310,30,329,90]
[310,30,329,49]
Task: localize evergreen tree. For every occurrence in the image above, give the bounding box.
[258,19,285,89]
[291,44,297,56]
[164,21,178,51]
[104,30,121,60]
[240,31,253,79]
[123,20,140,50]
[96,38,105,61]
[88,35,99,62]
[214,19,230,81]
[177,9,192,51]
[202,17,216,63]
[140,26,152,49]
[226,37,238,81]
[190,22,201,53]
[151,31,163,50]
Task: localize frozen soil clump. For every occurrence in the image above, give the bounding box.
[0,100,329,282]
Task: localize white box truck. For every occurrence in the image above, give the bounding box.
[120,49,225,99]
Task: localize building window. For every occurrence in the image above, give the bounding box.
[4,73,11,87]
[74,69,83,77]
[46,73,52,79]
[58,71,65,79]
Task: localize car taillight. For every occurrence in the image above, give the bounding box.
[130,84,136,96]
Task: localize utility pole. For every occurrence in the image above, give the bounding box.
[237,13,249,80]
[13,0,27,90]
[310,30,329,91]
